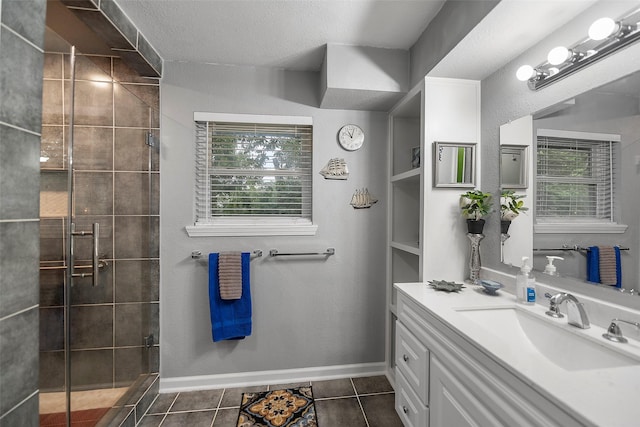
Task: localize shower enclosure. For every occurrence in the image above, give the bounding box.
[39,29,159,426]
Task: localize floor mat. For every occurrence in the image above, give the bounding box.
[237,386,317,427]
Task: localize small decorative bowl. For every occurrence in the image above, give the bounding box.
[480,279,504,295]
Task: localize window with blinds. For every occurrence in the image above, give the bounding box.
[193,114,313,231]
[536,130,619,222]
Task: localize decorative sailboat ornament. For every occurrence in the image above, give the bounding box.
[320,158,349,180]
[350,188,378,209]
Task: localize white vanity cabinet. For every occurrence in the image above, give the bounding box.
[395,290,585,427]
[395,321,429,426]
[429,355,502,427]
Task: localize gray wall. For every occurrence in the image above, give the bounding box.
[0,0,46,425]
[160,62,388,382]
[481,1,640,274]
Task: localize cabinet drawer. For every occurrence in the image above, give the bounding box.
[395,320,429,404]
[396,369,429,427]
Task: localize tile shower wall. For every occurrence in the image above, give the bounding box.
[39,52,160,393]
[0,0,47,425]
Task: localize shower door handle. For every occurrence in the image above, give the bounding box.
[91,222,100,287]
[70,222,100,287]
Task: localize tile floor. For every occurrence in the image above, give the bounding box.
[138,375,403,427]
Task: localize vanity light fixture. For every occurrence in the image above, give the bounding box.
[588,17,618,41]
[547,46,571,65]
[517,6,640,90]
[516,65,548,82]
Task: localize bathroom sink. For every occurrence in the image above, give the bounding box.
[455,307,640,371]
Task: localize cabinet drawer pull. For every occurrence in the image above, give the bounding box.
[402,405,409,414]
[403,354,409,362]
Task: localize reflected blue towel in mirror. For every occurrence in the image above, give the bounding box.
[587,246,622,288]
[209,252,252,342]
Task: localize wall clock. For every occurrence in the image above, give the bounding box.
[338,124,364,151]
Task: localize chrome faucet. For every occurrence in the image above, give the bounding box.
[545,292,590,329]
[602,319,640,343]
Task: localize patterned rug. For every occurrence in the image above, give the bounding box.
[237,386,317,427]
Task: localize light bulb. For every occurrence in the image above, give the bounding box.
[589,17,617,41]
[516,65,535,81]
[547,46,571,65]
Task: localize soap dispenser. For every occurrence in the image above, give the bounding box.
[544,256,564,276]
[516,257,536,305]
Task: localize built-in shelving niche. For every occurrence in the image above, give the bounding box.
[387,86,423,384]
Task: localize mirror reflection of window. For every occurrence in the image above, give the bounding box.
[536,130,619,222]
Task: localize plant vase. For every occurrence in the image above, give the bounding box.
[466,219,485,234]
[500,220,511,234]
[467,233,485,284]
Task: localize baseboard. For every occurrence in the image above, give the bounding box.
[159,362,387,393]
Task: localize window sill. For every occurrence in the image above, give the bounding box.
[186,221,318,237]
[534,222,628,234]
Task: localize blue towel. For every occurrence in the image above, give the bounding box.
[209,252,252,342]
[586,246,600,283]
[586,246,622,288]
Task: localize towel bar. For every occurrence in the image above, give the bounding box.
[269,248,335,257]
[191,250,263,259]
[534,245,629,252]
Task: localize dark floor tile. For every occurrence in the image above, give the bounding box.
[312,378,355,399]
[137,414,165,426]
[360,393,403,427]
[212,408,240,426]
[220,385,267,408]
[352,375,393,395]
[268,381,310,391]
[170,389,223,412]
[315,397,367,427]
[147,392,177,414]
[161,410,215,427]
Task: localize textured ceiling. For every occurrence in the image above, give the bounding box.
[115,0,446,70]
[429,0,599,80]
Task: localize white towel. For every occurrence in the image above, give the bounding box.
[218,252,242,300]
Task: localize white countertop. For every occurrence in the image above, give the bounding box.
[395,282,640,427]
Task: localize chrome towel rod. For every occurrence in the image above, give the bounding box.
[269,248,335,257]
[191,250,263,259]
[534,245,630,252]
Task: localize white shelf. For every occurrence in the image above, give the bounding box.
[387,85,424,378]
[390,241,420,255]
[391,168,420,183]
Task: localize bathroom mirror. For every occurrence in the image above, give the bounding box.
[433,142,476,188]
[500,145,527,189]
[500,70,640,297]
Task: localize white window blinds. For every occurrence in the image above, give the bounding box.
[194,118,313,224]
[536,131,618,221]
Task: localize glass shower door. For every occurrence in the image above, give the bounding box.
[40,32,159,426]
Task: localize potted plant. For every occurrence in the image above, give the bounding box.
[460,190,492,234]
[500,190,528,234]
